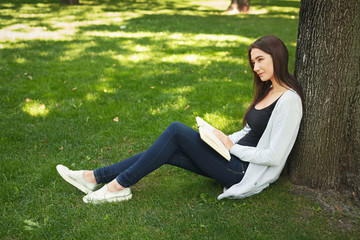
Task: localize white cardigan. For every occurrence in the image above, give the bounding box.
[218,89,303,200]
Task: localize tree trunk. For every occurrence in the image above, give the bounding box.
[290,0,360,201]
[225,0,250,14]
[60,0,80,5]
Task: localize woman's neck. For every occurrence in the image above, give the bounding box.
[270,80,289,93]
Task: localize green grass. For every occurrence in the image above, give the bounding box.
[0,0,358,239]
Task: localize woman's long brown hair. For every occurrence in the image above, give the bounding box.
[242,35,304,126]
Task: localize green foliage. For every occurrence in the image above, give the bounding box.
[0,0,358,239]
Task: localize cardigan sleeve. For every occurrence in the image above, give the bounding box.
[229,97,302,167]
[228,124,251,144]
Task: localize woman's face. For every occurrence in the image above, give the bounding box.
[250,48,275,82]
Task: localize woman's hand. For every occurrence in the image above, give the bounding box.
[212,129,234,151]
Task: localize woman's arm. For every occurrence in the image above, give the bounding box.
[228,124,251,144]
[212,129,234,150]
[212,124,251,150]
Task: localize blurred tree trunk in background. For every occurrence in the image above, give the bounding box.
[224,0,250,14]
[60,0,80,5]
[290,0,360,203]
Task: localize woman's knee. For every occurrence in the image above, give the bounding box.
[168,121,184,130]
[166,121,189,136]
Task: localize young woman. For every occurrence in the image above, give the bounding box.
[57,35,303,203]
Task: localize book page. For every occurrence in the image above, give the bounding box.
[196,117,231,161]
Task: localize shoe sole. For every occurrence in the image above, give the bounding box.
[56,165,93,194]
[83,193,132,204]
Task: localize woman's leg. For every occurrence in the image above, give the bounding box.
[89,149,210,193]
[93,152,144,184]
[94,150,210,185]
[109,122,247,189]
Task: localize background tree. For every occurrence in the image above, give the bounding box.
[224,0,250,14]
[290,0,360,202]
[60,0,79,5]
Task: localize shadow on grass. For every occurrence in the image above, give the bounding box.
[0,0,300,175]
[0,0,299,155]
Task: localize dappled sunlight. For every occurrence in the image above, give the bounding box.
[22,100,49,117]
[247,9,269,15]
[128,53,151,62]
[193,34,253,46]
[85,31,253,47]
[84,30,253,68]
[201,112,236,130]
[134,44,151,52]
[265,14,297,20]
[85,31,154,38]
[1,0,299,127]
[100,87,116,94]
[60,46,88,62]
[184,54,200,63]
[14,57,26,64]
[0,24,71,41]
[85,92,99,101]
[0,5,137,41]
[162,86,194,95]
[98,75,114,83]
[267,6,299,14]
[0,0,300,42]
[111,53,154,66]
[162,53,206,65]
[95,79,118,93]
[262,5,299,19]
[150,95,189,116]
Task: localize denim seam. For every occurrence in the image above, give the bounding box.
[227,168,245,175]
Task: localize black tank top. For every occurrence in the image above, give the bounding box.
[237,99,279,147]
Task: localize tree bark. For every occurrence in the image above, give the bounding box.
[60,0,80,5]
[290,0,360,201]
[225,0,250,14]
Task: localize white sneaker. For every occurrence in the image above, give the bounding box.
[56,165,100,194]
[83,185,132,204]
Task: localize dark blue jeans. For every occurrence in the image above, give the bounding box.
[93,122,248,189]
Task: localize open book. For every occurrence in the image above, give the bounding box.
[196,117,231,161]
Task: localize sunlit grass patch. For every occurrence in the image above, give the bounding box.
[163,85,194,95]
[150,95,189,115]
[85,92,99,101]
[22,99,49,116]
[202,112,236,129]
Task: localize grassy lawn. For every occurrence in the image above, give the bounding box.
[0,0,358,239]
